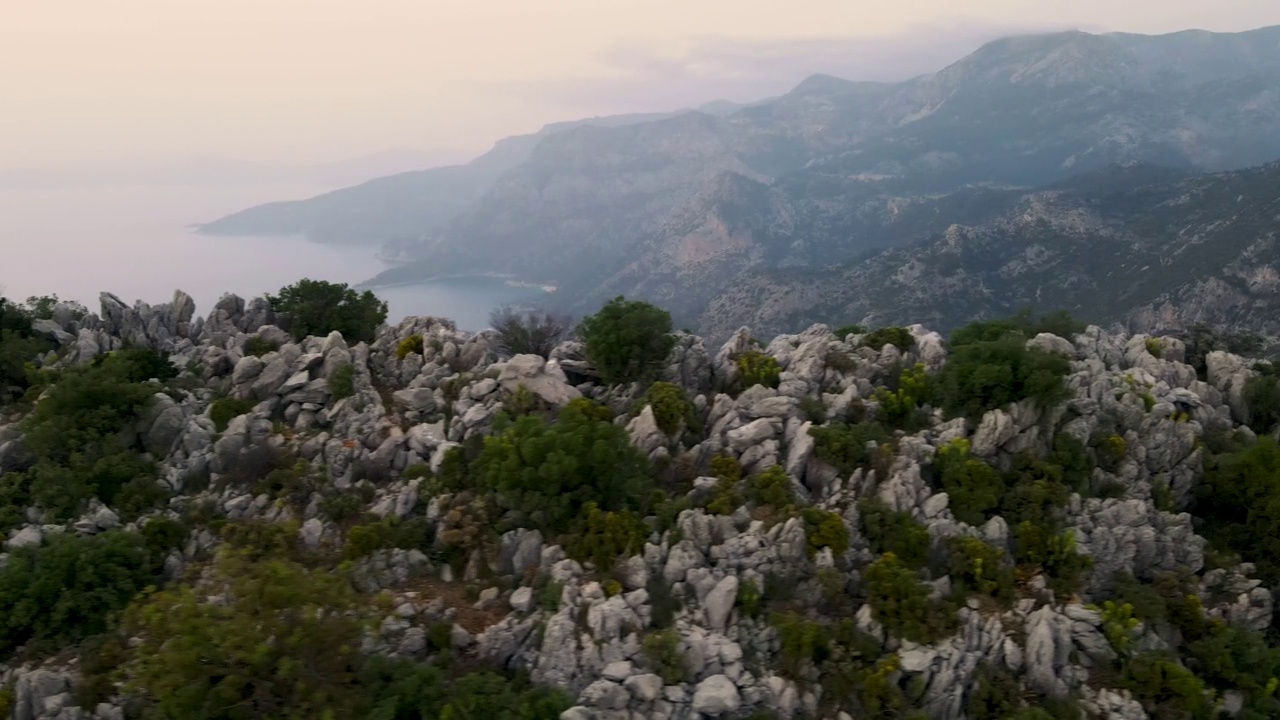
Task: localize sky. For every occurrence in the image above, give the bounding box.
[3,1,1280,171]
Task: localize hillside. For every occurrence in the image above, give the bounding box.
[697,161,1280,340]
[201,25,1280,322]
[5,291,1280,718]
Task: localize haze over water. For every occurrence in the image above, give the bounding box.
[0,183,534,331]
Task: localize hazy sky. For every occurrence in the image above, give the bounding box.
[4,1,1280,169]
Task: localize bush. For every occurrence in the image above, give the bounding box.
[802,507,850,557]
[1144,337,1163,358]
[1179,323,1265,379]
[859,499,931,570]
[770,612,827,678]
[861,327,915,352]
[565,503,649,569]
[475,398,650,535]
[209,396,256,432]
[1014,524,1091,596]
[243,336,281,357]
[360,659,571,720]
[343,517,432,560]
[642,630,687,684]
[642,381,694,436]
[577,296,674,385]
[1243,372,1280,435]
[747,466,794,510]
[489,304,573,359]
[965,663,1023,720]
[832,324,866,340]
[266,278,388,344]
[1193,437,1280,586]
[735,350,781,390]
[329,362,356,400]
[809,420,891,476]
[0,530,155,655]
[395,334,424,360]
[0,297,52,405]
[948,310,1084,348]
[874,363,932,430]
[936,336,1070,418]
[1,350,164,526]
[863,553,956,644]
[934,439,1004,526]
[946,536,1013,601]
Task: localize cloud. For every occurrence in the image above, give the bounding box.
[503,20,1077,115]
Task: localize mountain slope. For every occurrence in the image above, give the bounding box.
[697,161,1280,339]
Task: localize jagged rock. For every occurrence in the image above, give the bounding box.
[500,529,544,576]
[691,675,741,716]
[627,406,668,459]
[703,575,738,632]
[6,525,43,549]
[498,354,581,408]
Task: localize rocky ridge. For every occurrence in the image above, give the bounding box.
[1,291,1278,720]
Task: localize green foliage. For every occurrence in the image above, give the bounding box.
[934,438,1004,526]
[859,499,931,570]
[824,347,858,373]
[565,503,649,569]
[642,630,686,684]
[0,296,54,405]
[1243,372,1280,435]
[874,363,933,430]
[243,336,281,358]
[1180,323,1265,379]
[209,396,256,433]
[832,324,866,340]
[770,612,827,677]
[488,304,573,359]
[747,465,794,510]
[1,350,166,528]
[946,536,1013,601]
[535,575,564,612]
[329,362,356,400]
[642,381,694,435]
[360,657,572,720]
[948,310,1084,348]
[1099,600,1141,655]
[1014,524,1091,596]
[343,517,432,560]
[122,548,366,719]
[809,420,891,475]
[475,398,649,535]
[965,663,1023,720]
[1092,431,1128,473]
[863,553,956,644]
[798,396,828,424]
[737,578,763,618]
[861,326,915,352]
[576,296,674,385]
[802,507,850,557]
[266,278,388,343]
[1193,436,1280,587]
[1120,653,1211,719]
[0,530,155,655]
[936,336,1070,418]
[395,334,424,360]
[735,350,781,390]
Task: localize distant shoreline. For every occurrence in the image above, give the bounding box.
[357,273,557,294]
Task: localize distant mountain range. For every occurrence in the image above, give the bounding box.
[200,25,1280,338]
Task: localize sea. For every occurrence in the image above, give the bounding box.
[0,182,539,331]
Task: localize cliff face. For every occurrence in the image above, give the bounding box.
[3,291,1280,719]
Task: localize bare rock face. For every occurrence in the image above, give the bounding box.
[497,354,582,408]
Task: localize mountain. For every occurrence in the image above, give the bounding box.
[204,24,1280,323]
[697,160,1280,338]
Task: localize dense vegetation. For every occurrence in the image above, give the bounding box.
[576,296,674,385]
[265,278,388,344]
[488,304,573,359]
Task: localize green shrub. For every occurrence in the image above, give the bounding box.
[1119,653,1211,718]
[832,324,866,340]
[395,335,424,360]
[0,530,155,655]
[266,278,388,343]
[343,517,432,560]
[747,466,794,510]
[824,348,858,373]
[863,553,956,644]
[1193,437,1280,586]
[244,336,281,357]
[565,503,649,569]
[642,630,686,684]
[809,420,891,476]
[737,578,763,618]
[735,350,781,390]
[577,296,674,385]
[936,336,1070,418]
[1014,524,1091,596]
[802,507,850,557]
[362,659,571,720]
[642,381,694,435]
[861,327,915,352]
[1243,372,1280,435]
[946,536,1013,601]
[0,297,54,405]
[965,663,1023,720]
[329,362,356,400]
[799,396,828,424]
[1092,431,1128,473]
[475,398,649,535]
[1144,337,1163,358]
[209,396,256,432]
[874,363,933,430]
[860,499,931,570]
[770,612,827,678]
[933,439,1004,526]
[948,311,1084,348]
